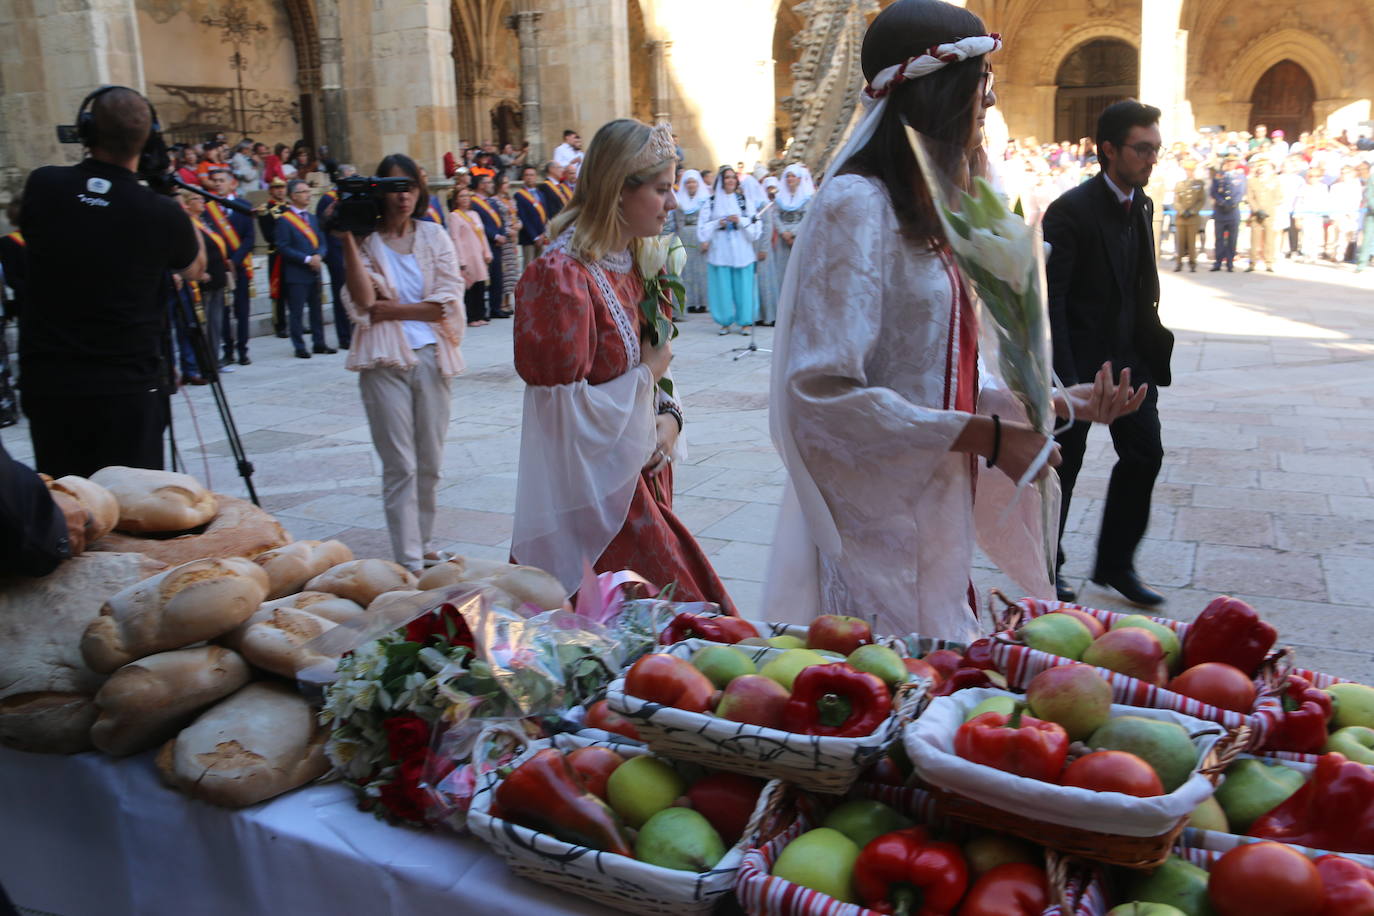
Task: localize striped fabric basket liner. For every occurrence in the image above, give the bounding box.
[733,785,1108,916]
[658,612,969,660]
[988,595,1287,749]
[467,732,783,916]
[606,640,927,795]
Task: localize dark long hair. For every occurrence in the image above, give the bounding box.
[840,0,989,245]
[375,152,429,219]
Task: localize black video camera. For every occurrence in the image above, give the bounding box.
[324,176,414,235]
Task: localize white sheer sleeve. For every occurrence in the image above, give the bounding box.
[511,364,657,595]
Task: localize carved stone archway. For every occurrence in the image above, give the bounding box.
[1226,27,1345,127]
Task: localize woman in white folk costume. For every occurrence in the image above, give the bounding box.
[754,176,782,326]
[673,170,713,314]
[512,119,735,609]
[698,166,763,335]
[764,0,1145,641]
[773,163,815,291]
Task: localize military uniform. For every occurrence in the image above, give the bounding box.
[1210,167,1246,272]
[257,178,289,337]
[1172,178,1207,271]
[1245,168,1284,271]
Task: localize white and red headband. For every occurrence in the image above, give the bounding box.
[864,34,1002,101]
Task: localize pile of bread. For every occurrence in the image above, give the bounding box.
[0,467,566,810]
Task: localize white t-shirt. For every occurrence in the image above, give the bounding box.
[377,242,437,350]
[552,142,580,168]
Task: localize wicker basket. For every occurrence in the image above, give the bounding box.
[606,640,926,795]
[906,687,1248,869]
[733,784,1109,916]
[467,733,783,915]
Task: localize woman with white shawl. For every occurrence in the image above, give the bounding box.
[670,169,712,314]
[762,0,1144,641]
[698,166,763,335]
[755,176,782,325]
[773,163,815,290]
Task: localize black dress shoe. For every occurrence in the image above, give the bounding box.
[1174,262,1182,272]
[491,310,513,319]
[238,355,251,366]
[1209,265,1222,272]
[1092,570,1165,608]
[275,330,289,339]
[295,349,311,359]
[313,345,338,354]
[1055,577,1077,603]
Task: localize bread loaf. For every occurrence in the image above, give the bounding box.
[81,557,270,674]
[305,558,417,606]
[92,495,289,566]
[156,682,329,808]
[415,556,518,589]
[414,556,565,610]
[237,608,340,678]
[486,565,567,610]
[253,540,354,599]
[89,466,219,533]
[365,589,423,615]
[90,646,250,756]
[50,475,120,542]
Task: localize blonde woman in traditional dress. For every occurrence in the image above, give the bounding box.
[512,119,735,608]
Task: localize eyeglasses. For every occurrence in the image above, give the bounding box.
[1125,142,1163,159]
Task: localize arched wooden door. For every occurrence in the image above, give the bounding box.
[1055,38,1139,143]
[1250,60,1316,139]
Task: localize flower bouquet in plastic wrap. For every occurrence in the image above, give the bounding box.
[907,126,1061,596]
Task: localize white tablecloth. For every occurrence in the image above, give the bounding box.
[0,747,609,916]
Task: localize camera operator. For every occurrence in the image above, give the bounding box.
[18,86,204,478]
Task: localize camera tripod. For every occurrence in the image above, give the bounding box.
[164,275,258,505]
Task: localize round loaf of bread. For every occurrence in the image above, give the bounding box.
[50,475,120,542]
[253,540,355,599]
[304,558,417,607]
[89,466,219,533]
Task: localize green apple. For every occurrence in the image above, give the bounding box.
[1087,716,1198,793]
[962,833,1039,876]
[606,756,686,828]
[771,828,860,903]
[964,695,1019,722]
[1327,683,1374,730]
[846,644,907,688]
[822,799,913,849]
[767,635,807,650]
[1124,855,1214,916]
[635,807,727,872]
[1026,664,1113,741]
[759,648,828,690]
[1112,615,1183,673]
[1186,795,1228,833]
[1108,904,1188,916]
[691,645,756,689]
[1213,758,1305,832]
[1017,613,1093,660]
[1326,725,1374,765]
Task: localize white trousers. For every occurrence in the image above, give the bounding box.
[358,344,452,572]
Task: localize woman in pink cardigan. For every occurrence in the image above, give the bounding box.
[448,186,494,327]
[336,153,466,573]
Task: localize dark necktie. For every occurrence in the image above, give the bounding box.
[1122,197,1133,218]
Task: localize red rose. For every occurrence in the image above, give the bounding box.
[377,757,431,824]
[403,603,476,649]
[383,714,431,760]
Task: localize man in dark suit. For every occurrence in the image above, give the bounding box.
[514,164,549,268]
[204,166,255,366]
[1044,100,1175,607]
[276,179,334,358]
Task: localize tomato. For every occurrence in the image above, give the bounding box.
[1208,841,1324,916]
[565,746,624,800]
[585,700,643,742]
[903,657,946,689]
[1167,662,1257,713]
[921,649,963,681]
[957,862,1048,916]
[1060,750,1164,797]
[623,654,716,713]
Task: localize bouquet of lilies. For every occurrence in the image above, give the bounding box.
[908,127,1060,588]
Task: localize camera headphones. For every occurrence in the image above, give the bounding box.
[74,84,170,177]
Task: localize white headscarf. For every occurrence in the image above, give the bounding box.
[775,163,816,212]
[707,167,753,219]
[676,169,711,214]
[740,173,770,211]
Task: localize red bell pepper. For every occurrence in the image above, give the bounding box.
[1250,753,1374,855]
[954,707,1069,783]
[853,827,968,916]
[1262,673,1334,754]
[781,662,893,738]
[1182,596,1277,675]
[495,749,635,856]
[658,612,758,645]
[962,637,998,671]
[623,653,716,712]
[1315,854,1374,916]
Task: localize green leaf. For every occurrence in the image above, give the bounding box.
[659,377,674,398]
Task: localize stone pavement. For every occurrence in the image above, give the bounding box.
[4,258,1372,681]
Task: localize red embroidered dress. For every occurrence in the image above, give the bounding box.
[512,234,735,611]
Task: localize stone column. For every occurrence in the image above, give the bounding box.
[317,0,348,163]
[1140,0,1187,140]
[648,39,671,124]
[510,10,546,163]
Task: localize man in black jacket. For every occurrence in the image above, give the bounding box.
[1043,100,1175,607]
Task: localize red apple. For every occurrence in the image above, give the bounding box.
[903,657,945,689]
[1051,608,1107,639]
[715,674,791,729]
[684,771,765,844]
[585,699,642,742]
[1061,750,1164,797]
[1168,662,1257,713]
[921,649,964,681]
[807,614,873,655]
[1081,627,1169,685]
[566,746,624,799]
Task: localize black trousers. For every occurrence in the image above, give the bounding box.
[285,279,326,352]
[325,252,351,348]
[464,281,488,323]
[1055,385,1162,578]
[23,388,166,478]
[223,263,252,358]
[486,247,504,317]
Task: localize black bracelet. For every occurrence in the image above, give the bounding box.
[658,403,684,432]
[986,414,1001,468]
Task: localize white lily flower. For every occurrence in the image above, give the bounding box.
[966,227,1033,295]
[635,236,670,277]
[667,237,686,276]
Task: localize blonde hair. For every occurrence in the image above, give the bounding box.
[548,118,675,261]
